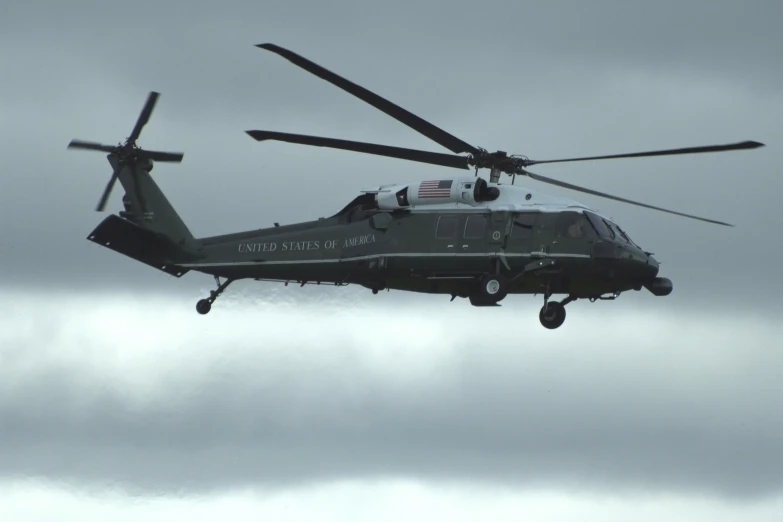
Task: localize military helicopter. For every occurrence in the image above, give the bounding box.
[67,43,764,329]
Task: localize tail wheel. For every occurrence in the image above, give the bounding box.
[196,299,212,315]
[539,301,566,329]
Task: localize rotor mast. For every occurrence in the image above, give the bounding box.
[489,166,501,184]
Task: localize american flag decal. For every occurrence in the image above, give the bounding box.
[417,179,453,198]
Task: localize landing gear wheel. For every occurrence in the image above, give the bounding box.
[539,301,566,329]
[477,273,508,303]
[196,299,212,315]
[195,276,234,315]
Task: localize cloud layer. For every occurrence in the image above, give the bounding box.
[2,290,781,499]
[4,479,783,522]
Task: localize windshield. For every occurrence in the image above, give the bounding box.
[584,212,614,239]
[585,212,638,246]
[614,223,638,246]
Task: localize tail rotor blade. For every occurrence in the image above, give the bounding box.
[129,91,160,143]
[95,169,119,212]
[70,91,182,214]
[68,140,116,153]
[141,150,184,162]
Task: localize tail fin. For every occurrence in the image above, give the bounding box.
[69,91,197,275]
[67,91,193,245]
[85,157,196,277]
[112,155,193,245]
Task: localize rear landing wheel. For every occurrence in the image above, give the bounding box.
[196,277,234,315]
[539,301,566,329]
[196,299,212,315]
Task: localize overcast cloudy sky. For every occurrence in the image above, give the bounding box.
[2,1,782,520]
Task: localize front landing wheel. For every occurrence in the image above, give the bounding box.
[539,301,566,329]
[196,299,212,315]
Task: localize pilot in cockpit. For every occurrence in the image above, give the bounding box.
[567,220,585,238]
[556,211,589,239]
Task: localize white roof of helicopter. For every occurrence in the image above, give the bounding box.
[361,175,599,214]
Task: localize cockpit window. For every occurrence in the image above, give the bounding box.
[585,212,619,239]
[555,211,593,239]
[585,212,614,239]
[602,220,629,244]
[615,225,638,246]
[586,212,639,245]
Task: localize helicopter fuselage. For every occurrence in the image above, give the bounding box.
[175,179,669,301]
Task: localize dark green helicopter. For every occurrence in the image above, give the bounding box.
[68,43,764,329]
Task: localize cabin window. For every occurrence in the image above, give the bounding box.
[511,212,538,237]
[585,212,614,239]
[555,211,593,239]
[463,215,488,239]
[435,216,459,238]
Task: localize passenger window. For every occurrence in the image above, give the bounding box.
[511,212,537,237]
[463,215,487,239]
[435,216,459,238]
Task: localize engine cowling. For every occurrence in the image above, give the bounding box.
[372,178,499,210]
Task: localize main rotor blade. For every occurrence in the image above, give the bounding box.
[246,130,470,170]
[140,150,184,162]
[129,91,159,143]
[521,168,733,226]
[96,169,119,212]
[68,140,116,153]
[524,140,765,166]
[257,43,478,155]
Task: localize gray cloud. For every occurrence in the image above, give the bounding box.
[2,292,782,499]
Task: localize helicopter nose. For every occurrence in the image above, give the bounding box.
[645,254,661,277]
[645,253,660,275]
[592,242,659,279]
[619,246,660,279]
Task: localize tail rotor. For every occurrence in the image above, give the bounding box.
[68,91,184,212]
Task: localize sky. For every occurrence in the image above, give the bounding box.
[1,0,782,520]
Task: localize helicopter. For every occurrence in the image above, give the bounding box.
[68,43,764,329]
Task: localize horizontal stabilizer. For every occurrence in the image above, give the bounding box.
[87,215,191,277]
